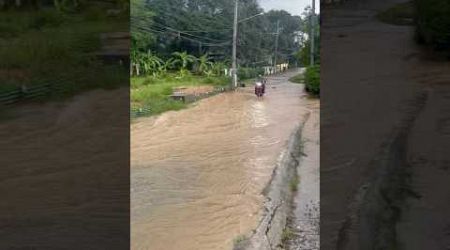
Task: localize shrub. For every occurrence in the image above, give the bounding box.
[377,1,414,26]
[304,65,320,96]
[415,0,450,51]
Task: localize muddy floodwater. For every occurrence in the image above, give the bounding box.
[131,70,317,250]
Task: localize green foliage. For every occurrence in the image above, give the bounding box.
[0,9,66,37]
[415,0,450,51]
[196,54,213,74]
[131,50,230,78]
[172,51,197,71]
[131,0,155,50]
[377,1,415,26]
[304,65,320,96]
[131,0,304,66]
[295,7,320,66]
[0,3,128,99]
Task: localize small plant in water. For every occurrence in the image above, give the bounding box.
[289,175,299,192]
[281,227,295,246]
[234,234,247,244]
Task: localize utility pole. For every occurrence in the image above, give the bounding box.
[310,0,315,66]
[274,20,280,74]
[231,0,239,88]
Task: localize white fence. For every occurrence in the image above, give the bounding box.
[224,63,290,77]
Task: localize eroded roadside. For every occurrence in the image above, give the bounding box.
[235,86,320,250]
[322,0,450,249]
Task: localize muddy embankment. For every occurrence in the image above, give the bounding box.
[234,124,305,250]
[234,72,320,250]
[337,91,428,249]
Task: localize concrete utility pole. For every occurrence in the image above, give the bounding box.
[310,0,315,66]
[231,0,239,88]
[274,20,280,74]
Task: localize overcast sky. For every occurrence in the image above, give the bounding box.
[258,0,320,16]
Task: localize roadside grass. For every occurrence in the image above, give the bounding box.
[0,6,128,102]
[377,1,415,26]
[131,74,230,116]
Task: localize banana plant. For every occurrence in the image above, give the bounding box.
[141,50,163,76]
[157,58,175,77]
[197,54,213,75]
[171,51,197,76]
[211,61,227,76]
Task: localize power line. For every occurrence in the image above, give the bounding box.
[131,16,231,43]
[132,24,231,47]
[151,20,232,43]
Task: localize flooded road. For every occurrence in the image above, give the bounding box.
[0,88,130,249]
[322,0,450,249]
[131,69,317,250]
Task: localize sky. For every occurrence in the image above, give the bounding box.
[258,0,320,16]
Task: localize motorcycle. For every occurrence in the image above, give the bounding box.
[255,81,264,97]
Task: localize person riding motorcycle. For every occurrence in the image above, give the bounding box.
[257,75,266,94]
[254,75,266,97]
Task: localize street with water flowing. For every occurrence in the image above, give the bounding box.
[131,69,319,250]
[322,0,450,249]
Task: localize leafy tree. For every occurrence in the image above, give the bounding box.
[415,0,450,51]
[131,0,155,51]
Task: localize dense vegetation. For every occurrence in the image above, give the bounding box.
[131,0,314,74]
[0,0,129,101]
[377,0,450,57]
[304,65,320,96]
[414,0,450,53]
[130,0,318,116]
[377,1,414,26]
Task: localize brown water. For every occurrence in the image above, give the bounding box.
[131,70,315,250]
[0,88,130,249]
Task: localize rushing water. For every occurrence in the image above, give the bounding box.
[131,70,315,250]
